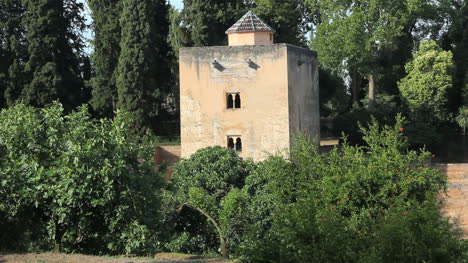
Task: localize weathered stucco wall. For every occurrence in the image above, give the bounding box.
[180,45,291,160]
[228,32,273,46]
[286,45,320,146]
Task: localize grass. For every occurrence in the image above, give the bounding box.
[156,136,181,146]
[0,252,235,263]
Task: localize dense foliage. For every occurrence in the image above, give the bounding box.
[1,0,467,141]
[0,103,165,254]
[157,116,467,261]
[399,41,454,147]
[1,0,468,260]
[238,116,467,262]
[168,146,250,257]
[0,103,466,260]
[88,0,122,118]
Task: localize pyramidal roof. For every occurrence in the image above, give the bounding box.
[225,11,275,34]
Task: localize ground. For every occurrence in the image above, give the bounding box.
[0,253,234,263]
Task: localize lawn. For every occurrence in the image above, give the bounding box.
[0,253,233,263]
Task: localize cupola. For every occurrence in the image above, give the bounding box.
[225,11,275,46]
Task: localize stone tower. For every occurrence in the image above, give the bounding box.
[179,11,319,161]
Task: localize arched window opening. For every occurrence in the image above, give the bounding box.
[235,94,241,108]
[227,137,234,149]
[227,94,234,108]
[235,138,242,152]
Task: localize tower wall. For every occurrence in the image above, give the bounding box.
[286,45,320,145]
[179,45,291,161]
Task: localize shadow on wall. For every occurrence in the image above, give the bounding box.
[154,145,181,180]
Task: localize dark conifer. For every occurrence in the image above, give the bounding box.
[22,0,85,111]
[0,0,26,107]
[88,0,122,118]
[116,0,161,131]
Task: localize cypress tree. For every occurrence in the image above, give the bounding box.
[0,40,5,108]
[22,0,84,111]
[0,0,27,107]
[449,2,468,106]
[151,0,178,126]
[116,0,161,131]
[89,0,122,118]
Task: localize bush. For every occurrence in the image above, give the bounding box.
[0,103,165,255]
[333,94,400,144]
[169,146,250,257]
[238,116,466,262]
[364,202,467,262]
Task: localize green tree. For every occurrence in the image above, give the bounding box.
[307,0,432,108]
[151,0,178,127]
[0,0,27,107]
[0,103,165,254]
[239,116,467,262]
[116,0,171,131]
[440,0,467,109]
[455,107,468,134]
[176,0,310,48]
[399,41,453,146]
[89,0,122,118]
[178,0,247,47]
[22,0,85,111]
[170,146,250,257]
[399,41,453,121]
[318,68,348,117]
[253,0,310,47]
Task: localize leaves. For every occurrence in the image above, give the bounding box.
[0,102,165,254]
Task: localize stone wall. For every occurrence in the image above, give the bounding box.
[154,145,181,180]
[433,163,468,238]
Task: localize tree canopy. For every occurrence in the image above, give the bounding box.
[0,103,165,254]
[307,0,436,108]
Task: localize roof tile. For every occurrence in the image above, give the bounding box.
[225,11,275,34]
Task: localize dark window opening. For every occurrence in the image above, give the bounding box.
[235,138,242,152]
[235,94,241,108]
[227,138,234,149]
[227,94,234,108]
[227,93,241,109]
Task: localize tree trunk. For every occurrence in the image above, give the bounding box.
[368,74,376,110]
[352,70,359,103]
[53,220,64,253]
[179,202,228,259]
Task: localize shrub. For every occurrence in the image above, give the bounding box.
[333,94,400,145]
[239,116,466,262]
[0,103,165,255]
[169,146,250,257]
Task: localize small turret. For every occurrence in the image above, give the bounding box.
[225,11,275,46]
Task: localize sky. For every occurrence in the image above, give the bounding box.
[170,0,184,9]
